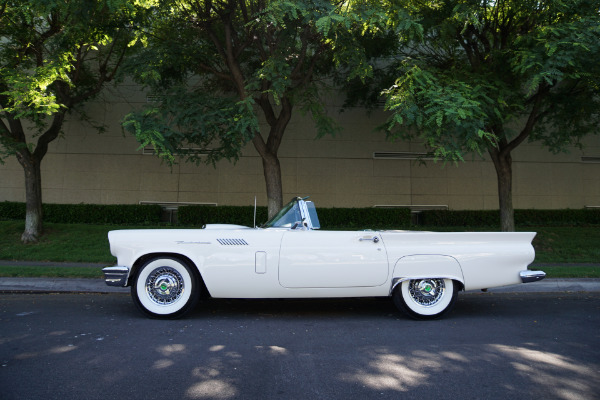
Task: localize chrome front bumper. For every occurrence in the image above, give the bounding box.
[102,266,130,287]
[520,270,546,283]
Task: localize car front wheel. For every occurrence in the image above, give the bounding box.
[131,256,201,319]
[393,278,458,320]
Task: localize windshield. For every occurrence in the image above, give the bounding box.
[262,198,302,228]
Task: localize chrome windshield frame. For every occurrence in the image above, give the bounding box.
[262,197,320,230]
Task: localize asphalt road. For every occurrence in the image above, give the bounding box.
[1,292,599,400]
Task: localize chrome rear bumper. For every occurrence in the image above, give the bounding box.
[102,266,130,287]
[520,270,546,283]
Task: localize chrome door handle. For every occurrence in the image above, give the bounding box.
[359,237,379,243]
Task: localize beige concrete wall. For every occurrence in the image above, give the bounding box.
[1,84,599,210]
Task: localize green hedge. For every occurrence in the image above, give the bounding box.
[419,210,499,227]
[317,207,412,229]
[420,208,600,227]
[179,205,412,229]
[2,200,598,227]
[0,202,24,220]
[515,209,600,226]
[178,205,268,227]
[0,202,162,224]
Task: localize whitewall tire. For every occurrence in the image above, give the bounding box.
[131,256,201,319]
[393,278,458,320]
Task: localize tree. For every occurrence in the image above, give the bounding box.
[381,0,600,231]
[123,0,387,218]
[0,0,146,242]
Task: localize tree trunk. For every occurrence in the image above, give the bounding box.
[489,148,515,232]
[19,154,43,243]
[9,113,64,243]
[253,98,292,219]
[262,153,283,219]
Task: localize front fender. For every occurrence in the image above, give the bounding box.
[390,255,465,294]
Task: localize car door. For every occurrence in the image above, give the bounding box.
[278,230,389,288]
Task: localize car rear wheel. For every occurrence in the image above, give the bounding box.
[131,256,201,319]
[393,278,458,320]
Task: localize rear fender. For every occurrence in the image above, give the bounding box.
[390,255,465,294]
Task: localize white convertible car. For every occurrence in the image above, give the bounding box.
[103,196,545,319]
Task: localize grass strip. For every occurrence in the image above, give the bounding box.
[1,221,599,278]
[0,266,104,279]
[530,266,600,279]
[0,221,115,263]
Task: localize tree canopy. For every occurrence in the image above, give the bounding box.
[381,0,600,231]
[0,0,147,242]
[122,0,395,218]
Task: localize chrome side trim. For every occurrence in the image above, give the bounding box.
[520,270,546,283]
[216,238,249,246]
[103,266,130,287]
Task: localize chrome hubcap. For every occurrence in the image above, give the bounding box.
[408,279,445,307]
[145,267,185,305]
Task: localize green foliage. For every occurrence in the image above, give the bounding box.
[1,0,152,241]
[178,205,269,227]
[0,220,115,262]
[0,201,25,220]
[43,204,163,225]
[419,210,500,227]
[179,204,412,229]
[383,67,497,160]
[1,221,599,269]
[317,207,412,229]
[509,3,600,152]
[4,201,595,229]
[516,209,600,227]
[0,202,162,225]
[123,87,258,166]
[420,208,600,228]
[0,0,144,127]
[0,266,104,279]
[122,0,382,167]
[532,226,600,263]
[373,0,600,232]
[381,0,600,156]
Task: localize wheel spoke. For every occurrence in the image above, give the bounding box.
[145,266,185,306]
[407,279,445,307]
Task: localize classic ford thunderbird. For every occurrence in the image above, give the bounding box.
[103,196,545,319]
